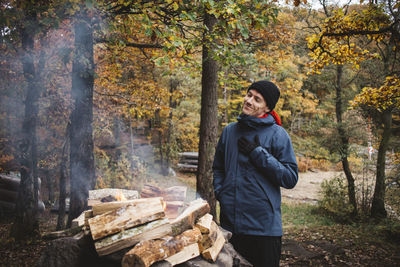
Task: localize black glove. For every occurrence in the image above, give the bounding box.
[238,135,260,155]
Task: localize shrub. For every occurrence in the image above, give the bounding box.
[318,175,354,222]
[297,156,312,172]
[297,157,332,172]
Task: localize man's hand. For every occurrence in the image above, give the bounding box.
[238,135,260,155]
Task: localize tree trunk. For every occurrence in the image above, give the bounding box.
[57,123,70,230]
[166,79,178,174]
[67,11,95,227]
[196,10,218,218]
[11,10,40,240]
[371,110,392,218]
[44,169,54,204]
[335,65,357,216]
[112,116,121,162]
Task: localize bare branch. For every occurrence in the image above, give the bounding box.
[95,37,163,49]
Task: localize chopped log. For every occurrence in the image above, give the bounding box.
[170,199,210,236]
[71,211,85,228]
[42,226,83,240]
[71,209,93,228]
[195,213,213,234]
[165,243,200,266]
[95,218,171,256]
[178,152,198,159]
[0,199,44,212]
[89,198,165,240]
[89,188,139,202]
[166,201,184,209]
[140,184,161,197]
[0,200,15,211]
[201,227,226,262]
[0,174,20,191]
[122,228,202,267]
[165,201,184,220]
[91,197,163,216]
[178,159,198,165]
[164,186,187,201]
[141,184,187,202]
[177,163,198,170]
[197,220,219,252]
[84,210,93,226]
[141,185,186,220]
[0,174,41,191]
[0,188,17,202]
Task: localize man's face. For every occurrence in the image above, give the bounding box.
[242,89,270,117]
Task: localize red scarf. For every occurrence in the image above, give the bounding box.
[259,110,282,126]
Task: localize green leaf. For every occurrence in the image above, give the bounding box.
[85,0,93,9]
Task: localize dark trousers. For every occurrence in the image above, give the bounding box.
[230,234,281,267]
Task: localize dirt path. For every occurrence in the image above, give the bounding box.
[281,171,343,203]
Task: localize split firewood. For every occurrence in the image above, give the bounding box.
[42,226,83,240]
[140,184,162,198]
[164,201,184,220]
[89,188,139,201]
[170,198,210,236]
[0,174,41,192]
[0,174,20,191]
[164,186,187,201]
[91,197,163,216]
[201,227,226,262]
[84,210,93,226]
[197,220,219,252]
[195,213,213,234]
[165,243,200,266]
[122,228,202,267]
[0,188,17,203]
[95,218,171,256]
[89,198,165,240]
[71,209,93,228]
[141,185,187,202]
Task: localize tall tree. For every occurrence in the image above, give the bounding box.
[94,0,283,213]
[334,64,358,215]
[67,6,96,226]
[307,3,365,215]
[197,8,219,217]
[6,1,46,240]
[308,1,400,217]
[351,76,400,218]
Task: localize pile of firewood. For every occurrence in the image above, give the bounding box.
[67,186,226,267]
[0,173,45,212]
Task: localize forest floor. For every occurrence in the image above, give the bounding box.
[0,170,399,266]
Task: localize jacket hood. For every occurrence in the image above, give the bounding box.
[237,113,275,129]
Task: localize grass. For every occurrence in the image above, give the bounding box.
[282,202,335,229]
[282,200,400,251]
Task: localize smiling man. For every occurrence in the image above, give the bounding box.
[213,80,298,267]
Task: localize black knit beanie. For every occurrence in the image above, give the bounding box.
[248,80,280,111]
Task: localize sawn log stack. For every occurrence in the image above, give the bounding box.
[71,186,227,267]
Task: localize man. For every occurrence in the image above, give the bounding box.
[213,80,298,267]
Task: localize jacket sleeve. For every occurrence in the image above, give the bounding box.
[249,128,298,189]
[213,130,226,200]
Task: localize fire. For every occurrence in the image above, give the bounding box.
[115,190,127,201]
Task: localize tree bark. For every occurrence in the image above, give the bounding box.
[67,11,95,227]
[57,123,70,230]
[196,9,219,219]
[371,110,392,218]
[11,8,40,240]
[166,79,178,175]
[335,65,358,216]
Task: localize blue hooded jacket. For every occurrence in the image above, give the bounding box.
[213,113,298,236]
